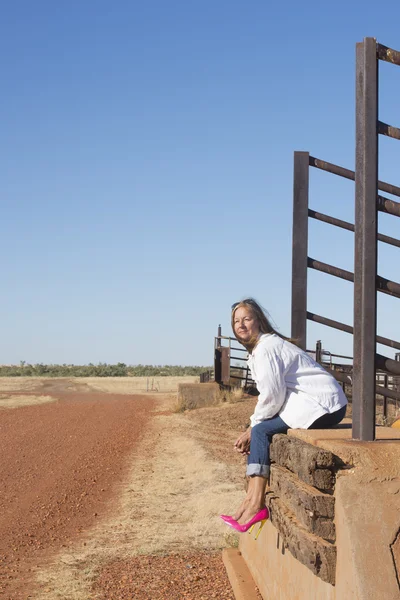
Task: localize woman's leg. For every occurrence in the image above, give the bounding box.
[234,415,289,523]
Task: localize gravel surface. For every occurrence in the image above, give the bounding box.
[0,390,155,599]
[92,553,237,599]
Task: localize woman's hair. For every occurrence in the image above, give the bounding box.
[231,298,293,352]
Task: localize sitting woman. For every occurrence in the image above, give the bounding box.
[221,298,347,534]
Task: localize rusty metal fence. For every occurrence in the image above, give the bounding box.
[213,325,254,388]
[292,37,400,441]
[316,341,400,420]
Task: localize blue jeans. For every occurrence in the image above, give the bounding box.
[247,405,347,478]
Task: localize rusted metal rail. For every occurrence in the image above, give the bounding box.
[308,210,400,248]
[307,312,400,351]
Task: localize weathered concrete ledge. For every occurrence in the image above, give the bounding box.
[237,424,400,598]
[288,425,400,600]
[239,519,336,600]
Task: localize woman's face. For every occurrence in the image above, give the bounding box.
[233,306,260,343]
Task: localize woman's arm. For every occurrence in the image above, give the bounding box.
[250,348,287,427]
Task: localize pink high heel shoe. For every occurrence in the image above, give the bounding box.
[220,507,269,540]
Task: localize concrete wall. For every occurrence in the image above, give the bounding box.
[177,382,220,410]
[239,424,400,600]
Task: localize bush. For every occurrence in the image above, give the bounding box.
[0,363,213,378]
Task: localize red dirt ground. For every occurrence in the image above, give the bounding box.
[0,388,239,599]
[0,391,154,599]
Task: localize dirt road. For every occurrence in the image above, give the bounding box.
[0,379,257,600]
[0,386,154,599]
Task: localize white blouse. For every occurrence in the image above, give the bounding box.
[247,334,347,429]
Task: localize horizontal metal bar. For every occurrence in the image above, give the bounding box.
[308,209,354,232]
[216,335,244,343]
[309,209,400,247]
[309,155,400,198]
[308,258,400,299]
[307,258,354,282]
[322,350,354,360]
[326,369,352,384]
[376,354,400,376]
[377,274,400,299]
[378,233,400,248]
[377,195,400,218]
[326,368,400,401]
[230,356,248,362]
[378,121,400,140]
[377,43,400,66]
[328,363,353,372]
[309,156,355,182]
[374,385,400,401]
[216,339,247,353]
[307,312,353,334]
[306,311,400,350]
[229,374,250,381]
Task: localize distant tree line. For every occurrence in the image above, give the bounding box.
[0,362,212,378]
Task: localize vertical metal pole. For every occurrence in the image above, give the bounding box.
[315,340,322,364]
[291,151,309,350]
[383,374,388,419]
[214,325,222,384]
[353,38,378,441]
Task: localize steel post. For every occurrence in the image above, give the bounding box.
[353,38,379,441]
[291,151,309,350]
[315,340,322,364]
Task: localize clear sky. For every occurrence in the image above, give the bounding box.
[1,1,399,366]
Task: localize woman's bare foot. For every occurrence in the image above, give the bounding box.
[231,475,268,522]
[232,498,250,521]
[236,475,267,523]
[237,503,265,525]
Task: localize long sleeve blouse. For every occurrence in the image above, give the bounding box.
[247,334,347,429]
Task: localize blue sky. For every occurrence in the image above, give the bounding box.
[1,1,399,365]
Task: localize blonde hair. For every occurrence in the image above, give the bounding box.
[231,298,294,352]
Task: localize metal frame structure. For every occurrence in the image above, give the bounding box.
[214,331,252,387]
[291,38,400,441]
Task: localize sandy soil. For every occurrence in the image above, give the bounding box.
[0,378,258,599]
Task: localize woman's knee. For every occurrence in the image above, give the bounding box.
[251,422,269,441]
[251,418,288,439]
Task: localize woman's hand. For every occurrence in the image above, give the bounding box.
[234,427,251,455]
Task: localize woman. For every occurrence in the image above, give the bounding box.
[221,298,347,535]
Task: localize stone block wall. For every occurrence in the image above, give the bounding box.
[266,434,345,585]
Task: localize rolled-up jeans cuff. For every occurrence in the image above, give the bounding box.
[246,463,270,478]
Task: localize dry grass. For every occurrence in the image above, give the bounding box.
[174,385,246,414]
[0,394,56,409]
[0,377,42,392]
[0,376,199,397]
[219,387,246,404]
[34,395,243,600]
[67,376,199,394]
